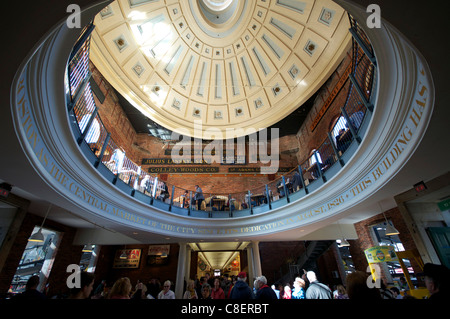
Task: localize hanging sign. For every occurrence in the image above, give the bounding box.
[147,245,170,266]
[148,167,219,173]
[148,244,170,256]
[364,245,398,263]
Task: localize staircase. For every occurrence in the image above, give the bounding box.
[275,240,335,285]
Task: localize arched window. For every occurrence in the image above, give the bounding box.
[79,114,100,143]
[309,149,322,165]
[332,116,348,139]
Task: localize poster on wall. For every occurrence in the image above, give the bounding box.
[198,258,208,272]
[113,249,141,269]
[147,245,170,266]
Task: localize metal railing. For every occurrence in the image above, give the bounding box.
[65,15,376,218]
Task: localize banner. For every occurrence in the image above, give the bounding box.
[148,244,170,256]
[148,167,219,173]
[147,245,171,266]
[113,249,141,269]
[364,245,398,263]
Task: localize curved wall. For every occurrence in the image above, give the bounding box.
[10,2,434,241]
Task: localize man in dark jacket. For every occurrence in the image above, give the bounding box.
[423,263,450,300]
[14,275,47,300]
[305,271,333,299]
[291,170,302,192]
[255,276,277,300]
[230,272,254,300]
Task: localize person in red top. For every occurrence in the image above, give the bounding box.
[211,277,225,299]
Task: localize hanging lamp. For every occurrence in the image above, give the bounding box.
[337,220,350,247]
[379,202,400,236]
[28,204,52,242]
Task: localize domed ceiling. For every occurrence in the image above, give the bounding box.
[90,0,351,139]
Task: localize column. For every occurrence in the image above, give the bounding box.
[331,242,347,284]
[246,247,254,285]
[252,241,262,278]
[185,245,192,281]
[175,242,187,299]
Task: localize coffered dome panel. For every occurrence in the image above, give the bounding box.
[90,0,351,138]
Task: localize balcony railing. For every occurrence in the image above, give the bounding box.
[66,15,377,218]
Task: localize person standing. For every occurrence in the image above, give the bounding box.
[254,276,277,300]
[282,284,292,299]
[345,271,381,300]
[200,283,212,299]
[423,263,450,300]
[146,278,160,299]
[230,272,254,300]
[211,278,225,299]
[196,276,206,298]
[158,280,175,299]
[291,170,302,192]
[181,190,190,208]
[192,185,204,210]
[131,282,149,299]
[108,277,132,299]
[390,287,403,299]
[335,284,349,299]
[183,279,198,299]
[291,277,306,299]
[14,275,47,300]
[305,271,333,299]
[68,272,95,299]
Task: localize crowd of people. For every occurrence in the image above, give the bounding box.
[11,263,450,301]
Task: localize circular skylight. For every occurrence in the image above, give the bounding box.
[201,0,234,12]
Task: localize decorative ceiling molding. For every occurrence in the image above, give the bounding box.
[90,0,351,138]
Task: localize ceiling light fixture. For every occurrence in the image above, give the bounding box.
[384,221,400,236]
[28,204,52,242]
[82,244,94,253]
[339,238,350,247]
[379,202,400,236]
[337,220,350,247]
[119,245,128,259]
[120,250,128,259]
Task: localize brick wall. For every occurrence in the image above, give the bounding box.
[0,211,82,297]
[93,243,181,292]
[296,51,352,164]
[317,245,343,287]
[350,207,421,283]
[259,241,306,284]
